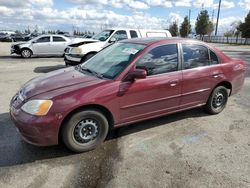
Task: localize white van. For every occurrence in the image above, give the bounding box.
[64,28,172,66]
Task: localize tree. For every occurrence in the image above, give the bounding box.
[195,10,210,37]
[169,22,179,37]
[180,16,191,37]
[207,21,214,36]
[239,11,250,38]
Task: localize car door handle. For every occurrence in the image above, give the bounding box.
[211,71,222,78]
[169,79,179,87]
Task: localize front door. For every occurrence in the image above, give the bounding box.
[32,36,52,54]
[119,44,182,123]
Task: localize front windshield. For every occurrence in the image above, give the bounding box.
[81,42,146,79]
[92,30,114,41]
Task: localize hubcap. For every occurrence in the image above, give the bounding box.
[212,91,225,108]
[73,119,99,143]
[22,50,30,57]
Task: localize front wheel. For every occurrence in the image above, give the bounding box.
[62,109,109,152]
[205,86,228,114]
[21,49,32,58]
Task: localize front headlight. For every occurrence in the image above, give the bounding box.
[21,100,53,116]
[71,47,82,54]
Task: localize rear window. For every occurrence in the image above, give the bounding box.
[53,36,66,42]
[130,30,138,38]
[182,44,210,69]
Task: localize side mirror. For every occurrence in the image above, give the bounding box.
[125,69,147,81]
[32,41,37,44]
[109,37,117,43]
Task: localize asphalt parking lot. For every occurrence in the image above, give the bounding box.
[0,42,250,188]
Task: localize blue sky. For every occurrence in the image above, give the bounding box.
[0,0,249,35]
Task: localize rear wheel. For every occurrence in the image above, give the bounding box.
[205,86,228,114]
[62,109,109,152]
[21,49,32,58]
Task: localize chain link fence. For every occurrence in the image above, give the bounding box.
[197,35,250,45]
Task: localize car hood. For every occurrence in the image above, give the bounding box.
[68,39,99,47]
[13,42,29,46]
[21,67,104,99]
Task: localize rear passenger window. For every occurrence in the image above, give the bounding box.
[136,44,178,76]
[53,36,66,42]
[182,44,209,69]
[210,50,219,65]
[130,30,138,38]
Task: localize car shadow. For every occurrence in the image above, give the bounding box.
[108,107,209,139]
[33,65,66,73]
[0,108,209,167]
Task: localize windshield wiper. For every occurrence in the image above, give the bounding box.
[80,66,104,79]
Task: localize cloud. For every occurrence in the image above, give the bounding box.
[0,6,15,16]
[238,0,250,10]
[175,0,192,7]
[193,0,214,8]
[0,0,53,8]
[145,0,172,7]
[213,0,235,9]
[168,12,184,24]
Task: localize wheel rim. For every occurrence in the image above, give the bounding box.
[73,119,99,144]
[22,50,30,57]
[212,91,225,108]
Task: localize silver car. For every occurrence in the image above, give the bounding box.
[11,34,84,58]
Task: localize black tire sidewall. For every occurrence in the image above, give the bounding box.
[206,86,228,114]
[62,110,109,152]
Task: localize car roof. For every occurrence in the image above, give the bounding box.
[38,34,67,37]
[121,37,202,46]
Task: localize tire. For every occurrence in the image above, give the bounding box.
[62,109,109,152]
[205,86,228,114]
[21,48,32,58]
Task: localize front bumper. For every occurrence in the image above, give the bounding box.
[10,106,60,146]
[10,45,21,55]
[64,54,84,66]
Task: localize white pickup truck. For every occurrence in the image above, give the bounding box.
[64,28,172,66]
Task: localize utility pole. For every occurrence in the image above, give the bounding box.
[188,9,191,24]
[215,0,222,36]
[188,9,191,37]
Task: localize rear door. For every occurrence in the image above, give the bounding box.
[180,43,222,108]
[51,36,67,54]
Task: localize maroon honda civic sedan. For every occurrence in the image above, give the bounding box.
[10,38,245,152]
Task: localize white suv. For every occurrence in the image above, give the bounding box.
[64,28,172,66]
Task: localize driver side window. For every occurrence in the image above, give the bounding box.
[111,30,128,41]
[136,44,179,76]
[36,36,50,43]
